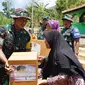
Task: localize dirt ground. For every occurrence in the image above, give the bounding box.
[80,38,85,47]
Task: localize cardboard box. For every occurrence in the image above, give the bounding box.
[32,40,50,56]
[31,42,41,56]
[8,52,38,85]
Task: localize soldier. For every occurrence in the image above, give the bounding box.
[0,8,31,85]
[61,14,80,57]
[37,16,49,40]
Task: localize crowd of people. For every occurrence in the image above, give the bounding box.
[0,7,84,85]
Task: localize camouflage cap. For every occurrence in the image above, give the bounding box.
[62,14,73,22]
[10,8,31,20]
[43,16,49,21]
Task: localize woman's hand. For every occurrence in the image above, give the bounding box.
[75,53,79,57]
[38,79,47,85]
[38,56,45,63]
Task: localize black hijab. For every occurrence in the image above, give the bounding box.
[42,30,85,80]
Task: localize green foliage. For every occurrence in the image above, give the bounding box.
[2,1,10,18]
[56,0,85,24]
[26,2,57,27]
[0,0,85,27]
[0,12,12,25]
[0,1,14,25]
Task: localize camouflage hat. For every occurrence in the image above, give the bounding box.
[62,14,73,22]
[43,16,49,21]
[10,8,31,20]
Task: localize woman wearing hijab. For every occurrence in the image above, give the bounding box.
[38,30,85,85]
[38,20,60,68]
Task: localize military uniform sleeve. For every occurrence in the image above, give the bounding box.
[0,37,4,48]
[72,27,80,39]
[0,27,8,48]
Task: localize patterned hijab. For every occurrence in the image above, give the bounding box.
[47,20,60,32]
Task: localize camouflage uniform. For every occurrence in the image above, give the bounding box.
[61,25,80,52]
[62,14,80,52]
[37,28,44,40]
[3,24,31,58]
[37,16,49,40]
[0,8,31,85]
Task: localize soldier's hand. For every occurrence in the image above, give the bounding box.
[5,62,13,74]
